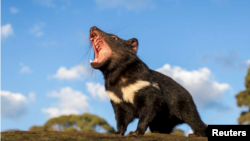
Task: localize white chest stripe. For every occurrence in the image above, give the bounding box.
[121,80,150,104]
[106,91,122,104]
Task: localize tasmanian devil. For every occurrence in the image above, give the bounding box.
[89,26,207,136]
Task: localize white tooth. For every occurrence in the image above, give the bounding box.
[90,38,93,41]
[95,42,97,45]
[90,60,93,63]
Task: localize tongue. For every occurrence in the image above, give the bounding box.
[91,48,107,64]
[97,48,107,62]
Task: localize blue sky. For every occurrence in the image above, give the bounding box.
[1,0,250,135]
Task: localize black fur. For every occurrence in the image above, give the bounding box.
[89,26,207,136]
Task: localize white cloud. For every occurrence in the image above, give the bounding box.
[53,65,88,80]
[42,87,89,118]
[156,64,230,108]
[86,82,109,101]
[246,59,250,67]
[1,90,28,119]
[10,7,19,14]
[93,0,155,11]
[1,24,14,38]
[42,108,63,118]
[29,92,36,102]
[20,62,32,74]
[30,23,45,37]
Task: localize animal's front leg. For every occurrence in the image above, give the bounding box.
[115,112,133,136]
[112,102,134,136]
[129,106,156,135]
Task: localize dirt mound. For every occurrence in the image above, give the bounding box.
[1,131,208,141]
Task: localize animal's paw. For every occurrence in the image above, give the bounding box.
[115,131,124,136]
[126,131,143,136]
[128,131,138,136]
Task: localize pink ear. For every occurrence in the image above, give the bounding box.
[129,38,138,54]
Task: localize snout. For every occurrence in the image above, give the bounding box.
[90,26,100,40]
[90,26,98,32]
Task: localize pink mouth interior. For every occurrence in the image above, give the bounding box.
[90,33,108,64]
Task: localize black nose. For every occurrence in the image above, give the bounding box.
[90,26,97,32]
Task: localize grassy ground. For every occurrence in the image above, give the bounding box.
[1,131,208,141]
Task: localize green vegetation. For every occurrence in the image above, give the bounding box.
[236,68,250,124]
[29,113,115,133]
[29,126,43,132]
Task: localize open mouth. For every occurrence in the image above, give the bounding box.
[90,32,109,65]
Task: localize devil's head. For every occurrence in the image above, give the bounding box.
[89,26,139,70]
